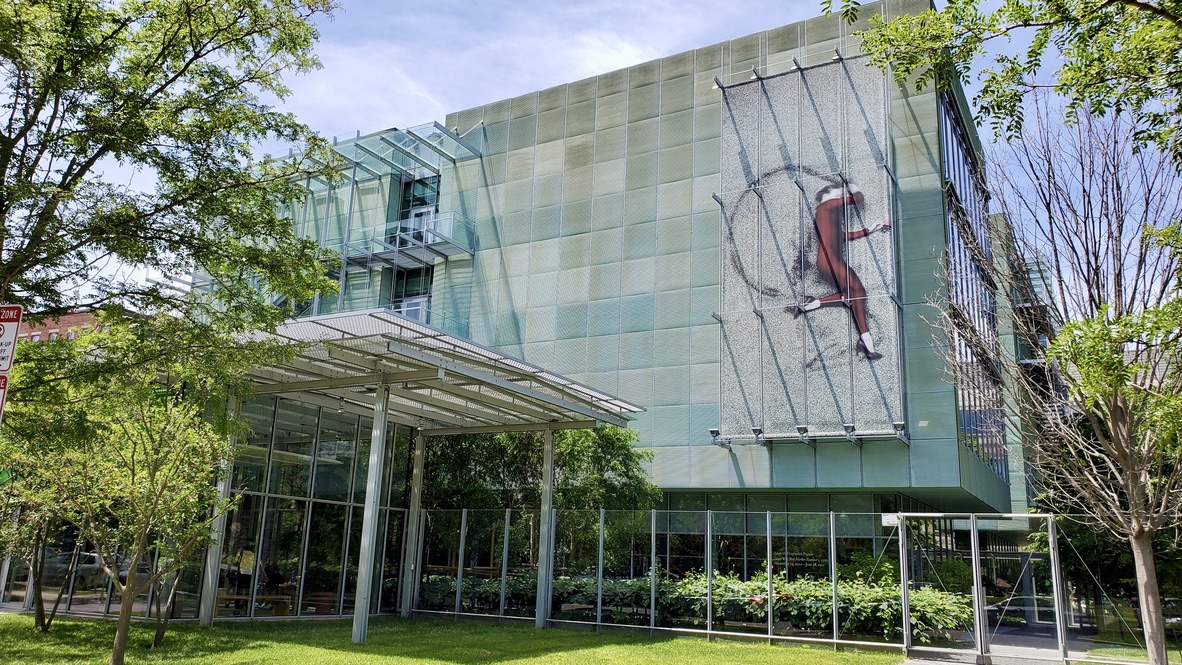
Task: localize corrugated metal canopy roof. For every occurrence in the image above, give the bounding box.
[247,308,642,434]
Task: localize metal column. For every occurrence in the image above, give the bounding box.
[829,511,839,642]
[399,431,427,618]
[969,514,988,656]
[898,515,912,651]
[352,384,390,643]
[706,510,713,634]
[198,395,240,627]
[766,511,774,638]
[1047,517,1070,660]
[534,428,555,627]
[453,509,468,615]
[596,508,605,626]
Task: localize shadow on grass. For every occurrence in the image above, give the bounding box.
[0,613,680,664]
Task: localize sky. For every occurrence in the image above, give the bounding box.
[279,0,834,141]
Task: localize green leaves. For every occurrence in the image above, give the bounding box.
[844,0,1182,163]
[0,0,341,327]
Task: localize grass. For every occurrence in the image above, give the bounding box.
[1086,630,1182,664]
[0,612,907,665]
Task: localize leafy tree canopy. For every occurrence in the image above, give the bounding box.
[421,426,662,512]
[826,0,1182,161]
[0,0,341,329]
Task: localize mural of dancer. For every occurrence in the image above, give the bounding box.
[790,182,890,360]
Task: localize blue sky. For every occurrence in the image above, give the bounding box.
[281,0,830,139]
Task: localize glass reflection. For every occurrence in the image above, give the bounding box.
[270,400,318,497]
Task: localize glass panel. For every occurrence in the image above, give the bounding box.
[602,510,651,626]
[461,510,507,616]
[40,529,82,616]
[217,493,263,617]
[65,548,109,615]
[270,400,318,497]
[232,396,275,492]
[2,558,29,606]
[167,561,203,619]
[503,510,540,618]
[771,512,833,638]
[341,507,362,616]
[657,510,699,628]
[835,511,902,644]
[255,498,306,618]
[352,416,374,504]
[905,516,976,650]
[418,509,462,612]
[711,511,766,635]
[979,516,1059,656]
[301,502,347,616]
[551,510,598,622]
[378,509,405,614]
[312,410,358,501]
[115,553,152,617]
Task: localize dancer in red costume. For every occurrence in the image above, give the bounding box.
[790,182,890,360]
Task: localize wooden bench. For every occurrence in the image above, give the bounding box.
[216,593,293,616]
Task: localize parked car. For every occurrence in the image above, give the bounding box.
[43,551,103,589]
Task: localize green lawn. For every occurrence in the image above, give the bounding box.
[0,613,906,665]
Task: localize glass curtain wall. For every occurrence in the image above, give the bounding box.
[402,504,1071,655]
[211,395,410,620]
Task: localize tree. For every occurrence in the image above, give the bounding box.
[1,313,298,664]
[420,426,662,512]
[826,0,1182,162]
[935,97,1182,664]
[0,0,339,334]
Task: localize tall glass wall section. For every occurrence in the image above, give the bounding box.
[213,395,411,619]
[940,92,1007,480]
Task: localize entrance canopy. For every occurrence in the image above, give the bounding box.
[245,308,642,434]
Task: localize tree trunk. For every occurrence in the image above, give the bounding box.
[30,528,47,632]
[151,572,180,649]
[109,580,138,665]
[1129,532,1167,665]
[45,541,82,631]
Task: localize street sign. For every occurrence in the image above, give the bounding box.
[0,305,22,372]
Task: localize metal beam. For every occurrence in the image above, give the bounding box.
[352,384,390,643]
[377,135,439,174]
[418,377,557,423]
[423,420,600,436]
[251,369,441,395]
[385,338,629,427]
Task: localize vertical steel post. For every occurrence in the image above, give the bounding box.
[399,431,427,618]
[649,509,657,631]
[534,428,555,627]
[706,510,714,635]
[767,511,774,638]
[829,511,839,643]
[198,394,240,626]
[969,514,988,656]
[499,509,510,616]
[596,508,605,626]
[454,508,467,615]
[1047,517,1070,660]
[898,515,912,651]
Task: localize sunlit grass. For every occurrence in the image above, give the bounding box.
[0,612,906,665]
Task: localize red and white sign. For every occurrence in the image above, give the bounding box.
[0,305,22,372]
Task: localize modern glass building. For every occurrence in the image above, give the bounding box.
[4,0,1064,650]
